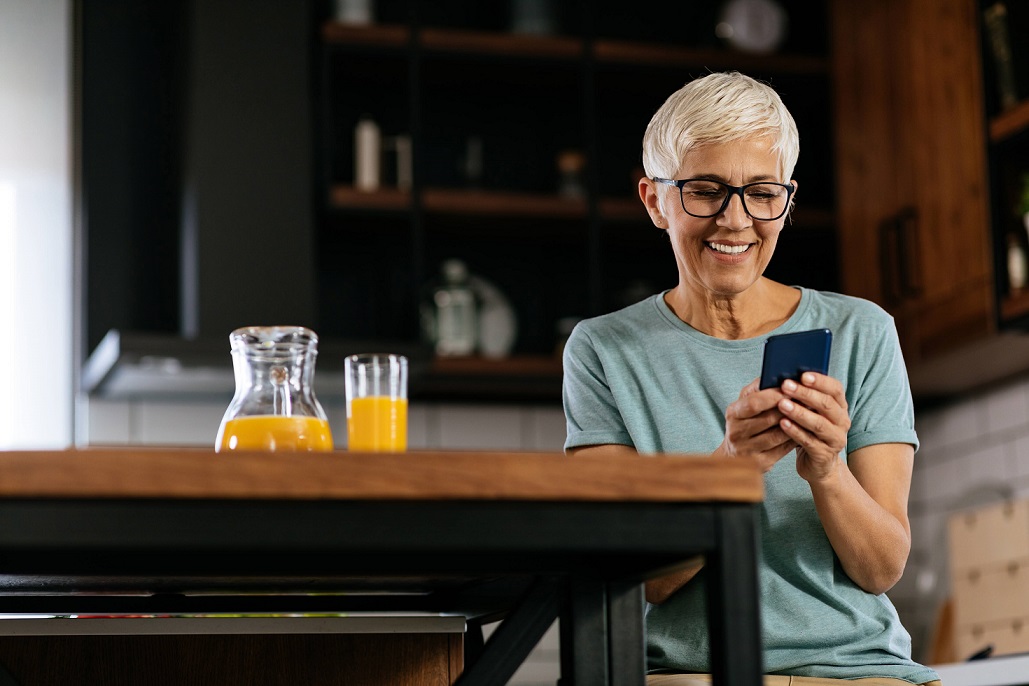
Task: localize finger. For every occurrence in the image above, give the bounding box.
[725,407,785,446]
[799,372,849,411]
[778,400,846,454]
[757,435,797,469]
[782,378,850,429]
[754,425,794,453]
[780,418,837,468]
[739,378,761,398]
[730,388,786,420]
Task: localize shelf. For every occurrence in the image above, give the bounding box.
[330,186,836,227]
[599,197,647,222]
[321,22,581,60]
[990,99,1029,143]
[321,22,828,74]
[329,185,411,211]
[592,40,829,74]
[1001,289,1029,322]
[329,185,587,218]
[422,189,586,217]
[321,23,410,48]
[420,28,582,59]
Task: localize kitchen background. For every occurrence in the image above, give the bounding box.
[5,0,1029,684]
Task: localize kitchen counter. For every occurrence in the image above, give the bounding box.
[932,654,1029,686]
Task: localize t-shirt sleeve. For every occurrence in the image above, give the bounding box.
[562,324,634,451]
[846,314,919,454]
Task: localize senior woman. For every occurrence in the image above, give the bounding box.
[562,72,940,685]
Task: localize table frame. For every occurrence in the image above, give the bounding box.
[0,450,764,686]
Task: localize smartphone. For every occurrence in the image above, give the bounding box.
[759,328,833,390]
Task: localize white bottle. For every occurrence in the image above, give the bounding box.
[1009,233,1027,292]
[335,0,374,25]
[354,116,381,191]
[434,260,477,357]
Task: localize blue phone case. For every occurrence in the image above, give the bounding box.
[759,328,832,390]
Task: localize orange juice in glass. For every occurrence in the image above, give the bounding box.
[345,354,408,452]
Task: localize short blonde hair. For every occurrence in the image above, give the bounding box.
[641,72,799,181]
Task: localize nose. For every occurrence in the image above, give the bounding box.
[717,191,751,230]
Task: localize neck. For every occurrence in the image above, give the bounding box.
[664,278,800,340]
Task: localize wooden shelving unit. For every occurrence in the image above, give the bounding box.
[990,101,1029,326]
[317,7,837,393]
[990,99,1029,143]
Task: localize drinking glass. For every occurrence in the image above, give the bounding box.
[344,353,408,452]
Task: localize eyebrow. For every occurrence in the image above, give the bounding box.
[689,173,781,184]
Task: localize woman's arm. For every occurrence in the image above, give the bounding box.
[808,442,912,595]
[778,373,912,594]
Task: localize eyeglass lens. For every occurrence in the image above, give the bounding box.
[679,180,790,220]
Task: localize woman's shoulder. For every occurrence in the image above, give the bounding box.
[574,294,667,336]
[801,288,894,327]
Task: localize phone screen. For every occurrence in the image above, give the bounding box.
[759,328,833,390]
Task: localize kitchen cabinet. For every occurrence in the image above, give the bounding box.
[831,0,1029,400]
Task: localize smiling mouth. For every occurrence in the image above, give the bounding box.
[706,242,752,255]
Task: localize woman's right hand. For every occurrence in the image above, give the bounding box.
[713,378,796,472]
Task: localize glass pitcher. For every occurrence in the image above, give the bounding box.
[215,326,333,452]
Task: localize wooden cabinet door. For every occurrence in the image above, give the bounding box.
[832,0,994,364]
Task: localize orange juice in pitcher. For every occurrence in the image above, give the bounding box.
[219,415,333,452]
[215,326,333,453]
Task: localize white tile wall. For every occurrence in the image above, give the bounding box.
[899,372,1029,665]
[436,404,526,450]
[80,395,566,685]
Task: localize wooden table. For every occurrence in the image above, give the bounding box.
[0,449,764,685]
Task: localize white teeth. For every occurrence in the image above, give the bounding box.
[708,242,750,254]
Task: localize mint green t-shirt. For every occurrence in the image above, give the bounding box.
[562,288,938,683]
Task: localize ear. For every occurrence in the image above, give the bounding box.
[638,177,667,229]
[784,179,799,223]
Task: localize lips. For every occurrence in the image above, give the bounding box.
[705,241,752,255]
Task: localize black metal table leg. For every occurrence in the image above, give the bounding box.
[607,581,645,686]
[559,577,609,686]
[455,577,560,686]
[705,505,763,686]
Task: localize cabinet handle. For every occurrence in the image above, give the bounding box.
[896,207,922,299]
[879,215,904,306]
[878,207,921,306]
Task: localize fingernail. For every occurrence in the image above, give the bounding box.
[802,373,815,384]
[783,380,797,392]
[781,399,795,412]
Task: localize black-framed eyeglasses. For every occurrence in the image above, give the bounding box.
[652,177,795,221]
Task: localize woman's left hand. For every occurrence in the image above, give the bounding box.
[777,372,851,483]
